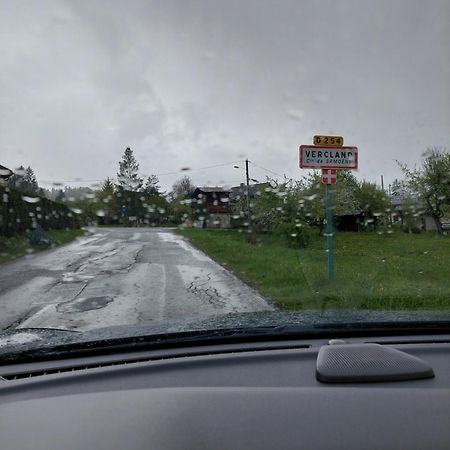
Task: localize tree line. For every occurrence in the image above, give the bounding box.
[62,147,196,226]
[2,146,449,237]
[254,148,449,237]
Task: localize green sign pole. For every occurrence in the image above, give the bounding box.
[325,183,334,281]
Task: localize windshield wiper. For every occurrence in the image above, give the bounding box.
[1,320,450,365]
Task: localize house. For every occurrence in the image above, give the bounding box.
[390,193,446,232]
[192,187,231,228]
[230,182,270,201]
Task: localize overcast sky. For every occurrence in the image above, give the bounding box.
[1,0,449,192]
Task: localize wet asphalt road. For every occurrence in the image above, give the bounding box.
[0,228,273,331]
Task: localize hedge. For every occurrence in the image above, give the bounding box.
[0,186,81,237]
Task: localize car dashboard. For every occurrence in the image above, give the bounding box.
[1,333,450,449]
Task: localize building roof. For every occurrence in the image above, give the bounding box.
[230,182,270,199]
[193,187,231,194]
[390,193,422,208]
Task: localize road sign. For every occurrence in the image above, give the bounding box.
[313,135,344,146]
[322,169,337,184]
[299,145,358,169]
[298,136,357,283]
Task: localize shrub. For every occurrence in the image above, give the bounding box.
[0,185,80,236]
[273,221,313,248]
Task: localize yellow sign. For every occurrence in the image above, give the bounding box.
[313,135,344,147]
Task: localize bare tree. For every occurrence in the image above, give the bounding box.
[172,175,195,199]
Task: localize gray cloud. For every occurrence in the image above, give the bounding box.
[1,0,449,191]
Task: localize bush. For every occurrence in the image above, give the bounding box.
[273,221,313,248]
[0,185,81,236]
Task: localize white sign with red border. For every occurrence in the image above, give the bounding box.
[322,169,337,184]
[299,145,358,169]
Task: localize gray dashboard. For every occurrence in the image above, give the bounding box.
[0,335,449,449]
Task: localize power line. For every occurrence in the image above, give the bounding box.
[155,160,245,176]
[250,162,283,178]
[40,178,107,184]
[40,160,246,185]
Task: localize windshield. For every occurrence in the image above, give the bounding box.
[1,0,450,352]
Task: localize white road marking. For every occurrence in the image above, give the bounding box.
[18,305,55,329]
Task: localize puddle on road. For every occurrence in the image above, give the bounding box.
[62,272,96,282]
[56,296,114,313]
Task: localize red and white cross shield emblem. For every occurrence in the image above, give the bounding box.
[321,169,337,185]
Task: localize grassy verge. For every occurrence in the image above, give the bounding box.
[177,228,450,311]
[0,228,85,265]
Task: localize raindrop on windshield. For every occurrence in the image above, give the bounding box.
[22,196,40,203]
[14,168,26,176]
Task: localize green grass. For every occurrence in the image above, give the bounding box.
[0,228,85,264]
[177,228,450,311]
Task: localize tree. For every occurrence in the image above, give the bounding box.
[22,166,39,194]
[391,178,408,196]
[296,170,359,233]
[354,181,390,229]
[116,147,144,225]
[142,175,161,197]
[55,189,65,203]
[400,148,450,234]
[333,170,360,216]
[117,147,143,192]
[172,176,195,199]
[96,178,118,224]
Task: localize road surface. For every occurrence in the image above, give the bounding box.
[0,228,273,331]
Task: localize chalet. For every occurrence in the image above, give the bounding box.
[192,187,231,228]
[230,182,270,201]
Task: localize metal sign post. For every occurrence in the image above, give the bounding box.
[299,136,359,283]
[322,169,337,280]
[325,182,334,281]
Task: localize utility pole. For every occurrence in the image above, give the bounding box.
[381,175,385,192]
[245,159,256,243]
[245,159,251,222]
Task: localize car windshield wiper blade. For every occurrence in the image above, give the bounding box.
[2,319,450,364]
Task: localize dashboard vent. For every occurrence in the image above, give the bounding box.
[1,358,149,380]
[1,343,310,381]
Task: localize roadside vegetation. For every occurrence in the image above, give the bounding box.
[178,228,450,311]
[1,146,449,274]
[0,229,85,264]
